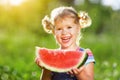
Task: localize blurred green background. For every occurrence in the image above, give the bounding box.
[0,0,120,80]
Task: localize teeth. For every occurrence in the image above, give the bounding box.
[62,37,69,40]
[62,38,69,40]
[61,37,70,43]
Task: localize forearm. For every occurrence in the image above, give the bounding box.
[40,69,51,80]
[78,63,94,80]
[76,74,94,80]
[76,70,94,80]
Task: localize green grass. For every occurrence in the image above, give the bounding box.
[0,29,120,80]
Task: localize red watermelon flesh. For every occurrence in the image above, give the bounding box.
[36,47,88,72]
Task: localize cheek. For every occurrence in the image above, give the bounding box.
[76,27,80,34]
[73,27,80,34]
[54,34,60,41]
[73,29,80,38]
[54,30,62,35]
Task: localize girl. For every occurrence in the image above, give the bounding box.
[35,6,95,80]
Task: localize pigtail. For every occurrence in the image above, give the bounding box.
[42,15,54,34]
[78,11,92,28]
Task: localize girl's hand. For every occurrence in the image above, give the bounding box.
[35,57,44,69]
[68,66,85,75]
[68,63,94,80]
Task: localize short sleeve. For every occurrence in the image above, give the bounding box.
[85,49,95,65]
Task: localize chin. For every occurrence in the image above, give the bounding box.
[61,44,71,49]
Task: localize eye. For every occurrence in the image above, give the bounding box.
[67,26,72,29]
[57,28,62,30]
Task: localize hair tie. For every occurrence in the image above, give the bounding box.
[78,11,92,28]
[42,15,54,34]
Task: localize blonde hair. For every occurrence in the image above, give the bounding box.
[42,6,92,34]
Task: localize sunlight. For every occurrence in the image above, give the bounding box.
[9,0,24,6]
[102,0,120,10]
[0,0,25,6]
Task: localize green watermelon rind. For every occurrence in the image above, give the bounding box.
[36,47,88,73]
[78,52,88,68]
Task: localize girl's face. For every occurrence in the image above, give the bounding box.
[54,17,80,49]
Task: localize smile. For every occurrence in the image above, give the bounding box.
[61,37,71,43]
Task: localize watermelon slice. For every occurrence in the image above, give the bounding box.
[36,47,88,72]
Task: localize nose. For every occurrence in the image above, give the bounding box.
[62,29,67,35]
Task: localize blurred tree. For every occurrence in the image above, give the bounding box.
[58,0,74,6]
[0,0,119,35]
[74,0,112,35]
[105,11,120,35]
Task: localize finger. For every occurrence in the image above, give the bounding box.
[37,59,40,65]
[68,70,74,75]
[35,57,41,66]
[72,66,85,75]
[72,68,79,75]
[34,57,45,69]
[35,57,38,62]
[79,65,85,71]
[35,58,38,64]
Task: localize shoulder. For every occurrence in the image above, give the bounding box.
[79,48,95,64]
[85,48,94,56]
[79,48,93,55]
